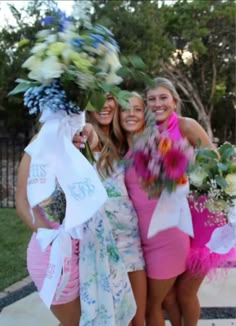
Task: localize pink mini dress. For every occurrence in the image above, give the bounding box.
[27,186,79,305]
[125,112,190,279]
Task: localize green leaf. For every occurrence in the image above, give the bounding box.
[218,142,235,159]
[217,162,228,171]
[215,175,228,188]
[116,66,132,78]
[129,55,146,69]
[116,90,132,109]
[8,83,31,96]
[89,92,106,111]
[196,147,218,160]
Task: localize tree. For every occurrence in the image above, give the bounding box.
[91,0,236,143]
[159,0,236,142]
[0,0,57,137]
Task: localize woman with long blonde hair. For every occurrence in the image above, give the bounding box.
[87,93,147,326]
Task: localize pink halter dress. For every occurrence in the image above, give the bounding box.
[125,112,190,279]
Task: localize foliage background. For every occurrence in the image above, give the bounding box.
[0,0,235,144]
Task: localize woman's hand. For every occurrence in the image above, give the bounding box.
[73,123,99,150]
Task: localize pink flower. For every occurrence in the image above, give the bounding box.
[163,148,188,180]
[133,150,152,179]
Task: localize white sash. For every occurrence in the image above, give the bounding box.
[25,109,108,230]
[148,182,194,238]
[36,225,82,308]
[206,199,236,254]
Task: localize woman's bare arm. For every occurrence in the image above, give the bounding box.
[178,117,216,150]
[16,153,51,232]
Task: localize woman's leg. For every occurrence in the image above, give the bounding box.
[128,270,147,326]
[146,276,177,326]
[163,286,182,326]
[51,296,81,326]
[176,272,205,326]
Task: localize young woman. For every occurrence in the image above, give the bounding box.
[87,93,147,326]
[15,124,98,326]
[119,79,236,326]
[117,81,221,326]
[144,77,236,326]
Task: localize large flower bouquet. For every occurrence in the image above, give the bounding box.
[9,3,131,163]
[130,112,194,198]
[9,2,132,231]
[188,141,236,221]
[10,6,125,110]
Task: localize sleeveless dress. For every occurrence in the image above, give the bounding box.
[27,184,79,305]
[125,112,190,279]
[98,158,145,272]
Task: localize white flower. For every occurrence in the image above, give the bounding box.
[22,55,41,70]
[47,42,66,56]
[205,198,228,212]
[225,173,236,196]
[28,56,64,83]
[106,45,122,70]
[105,71,123,85]
[31,43,47,54]
[189,166,208,187]
[36,29,51,39]
[45,34,57,44]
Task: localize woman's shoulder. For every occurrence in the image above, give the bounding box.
[177,116,199,136]
[178,116,213,147]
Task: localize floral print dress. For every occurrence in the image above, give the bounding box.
[79,209,137,325]
[79,162,144,325]
[39,183,137,325]
[102,164,145,272]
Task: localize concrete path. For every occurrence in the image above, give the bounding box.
[0,269,235,325]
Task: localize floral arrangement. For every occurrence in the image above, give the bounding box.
[130,111,194,197]
[9,4,127,112]
[188,141,236,219]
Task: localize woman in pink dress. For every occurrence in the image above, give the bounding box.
[115,79,234,326]
[15,125,98,326]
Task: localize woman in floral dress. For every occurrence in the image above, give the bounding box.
[87,93,147,326]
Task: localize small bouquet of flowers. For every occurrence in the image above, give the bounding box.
[131,112,194,198]
[188,141,236,221]
[130,111,195,238]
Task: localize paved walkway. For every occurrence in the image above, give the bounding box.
[0,269,236,325]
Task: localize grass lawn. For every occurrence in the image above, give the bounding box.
[0,208,31,291]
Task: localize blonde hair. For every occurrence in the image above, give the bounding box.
[86,102,124,177]
[114,91,146,156]
[145,77,182,114]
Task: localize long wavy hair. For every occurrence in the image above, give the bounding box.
[86,100,125,177]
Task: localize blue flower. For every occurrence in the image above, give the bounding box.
[23,80,80,115]
[41,16,54,26]
[89,33,105,48]
[70,37,85,49]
